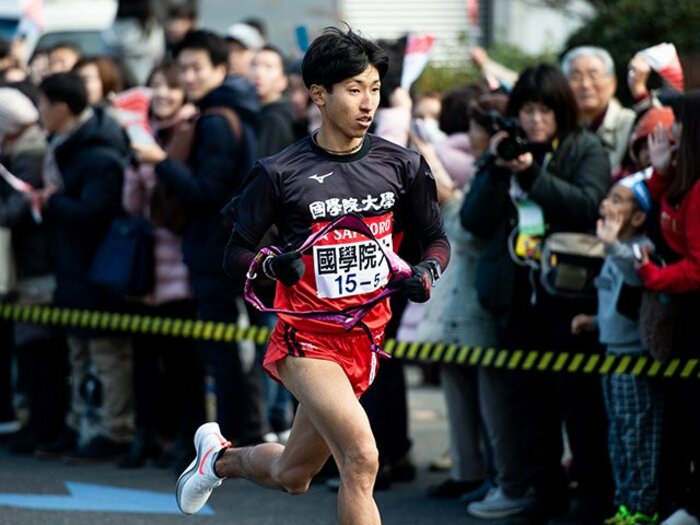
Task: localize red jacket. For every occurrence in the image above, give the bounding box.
[638,171,700,293]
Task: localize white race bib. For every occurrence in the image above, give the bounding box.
[312,214,393,299]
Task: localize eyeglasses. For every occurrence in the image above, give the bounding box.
[568,69,610,85]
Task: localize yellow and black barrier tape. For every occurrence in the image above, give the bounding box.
[1,303,697,379]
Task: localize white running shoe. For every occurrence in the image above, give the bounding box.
[662,509,700,525]
[176,422,231,515]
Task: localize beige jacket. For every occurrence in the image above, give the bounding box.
[597,98,636,173]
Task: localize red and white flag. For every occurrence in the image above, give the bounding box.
[111,87,152,130]
[636,42,684,92]
[400,34,436,90]
[18,0,44,38]
[0,163,42,223]
[110,87,155,145]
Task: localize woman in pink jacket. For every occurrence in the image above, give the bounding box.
[120,60,205,469]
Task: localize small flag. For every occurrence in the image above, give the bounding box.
[636,43,684,92]
[18,0,44,39]
[400,34,436,90]
[0,163,42,223]
[110,87,154,145]
[295,26,309,53]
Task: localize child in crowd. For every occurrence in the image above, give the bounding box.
[572,173,663,525]
[613,107,675,183]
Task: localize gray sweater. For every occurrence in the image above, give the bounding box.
[595,235,653,353]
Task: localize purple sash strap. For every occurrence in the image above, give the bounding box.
[244,213,413,358]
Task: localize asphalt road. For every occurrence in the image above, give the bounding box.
[0,368,507,525]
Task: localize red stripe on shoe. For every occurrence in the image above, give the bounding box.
[198,446,217,475]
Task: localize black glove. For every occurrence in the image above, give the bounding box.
[263,251,305,287]
[394,260,439,303]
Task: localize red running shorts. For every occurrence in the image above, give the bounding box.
[263,322,385,397]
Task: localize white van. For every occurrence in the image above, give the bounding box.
[0,0,117,60]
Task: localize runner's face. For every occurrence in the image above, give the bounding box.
[317,65,381,142]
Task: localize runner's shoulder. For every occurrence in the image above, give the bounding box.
[367,133,421,163]
[258,135,315,174]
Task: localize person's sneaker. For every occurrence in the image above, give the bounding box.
[0,419,21,435]
[325,476,341,492]
[277,429,291,445]
[429,449,453,472]
[632,511,659,525]
[460,479,495,505]
[467,486,536,519]
[605,506,633,525]
[262,431,279,443]
[35,427,78,459]
[662,509,700,525]
[605,506,659,525]
[7,427,36,455]
[427,478,485,498]
[175,422,231,515]
[390,454,416,483]
[62,434,129,463]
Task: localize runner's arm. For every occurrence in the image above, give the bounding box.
[421,237,451,274]
[224,229,256,285]
[221,163,280,282]
[403,155,451,273]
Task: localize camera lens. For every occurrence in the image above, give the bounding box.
[496,136,525,161]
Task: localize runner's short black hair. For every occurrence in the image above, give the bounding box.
[302,26,388,91]
[39,72,87,115]
[173,29,228,67]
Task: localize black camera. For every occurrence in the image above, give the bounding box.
[479,111,531,161]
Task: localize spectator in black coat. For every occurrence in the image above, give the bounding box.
[36,72,135,462]
[133,30,266,445]
[249,45,295,158]
[0,87,69,454]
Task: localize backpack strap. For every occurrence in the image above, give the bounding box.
[165,114,198,164]
[202,106,242,146]
[166,106,243,165]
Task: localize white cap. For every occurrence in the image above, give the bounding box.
[0,87,38,139]
[225,23,264,50]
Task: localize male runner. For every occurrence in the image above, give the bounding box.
[176,26,450,525]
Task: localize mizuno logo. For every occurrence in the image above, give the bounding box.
[309,171,334,183]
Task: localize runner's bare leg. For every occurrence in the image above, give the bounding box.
[214,399,330,492]
[213,357,381,525]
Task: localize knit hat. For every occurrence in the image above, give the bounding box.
[628,106,675,165]
[225,23,264,50]
[629,107,675,145]
[619,168,653,213]
[0,87,39,139]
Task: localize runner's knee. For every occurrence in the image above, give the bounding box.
[337,441,379,486]
[272,465,314,495]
